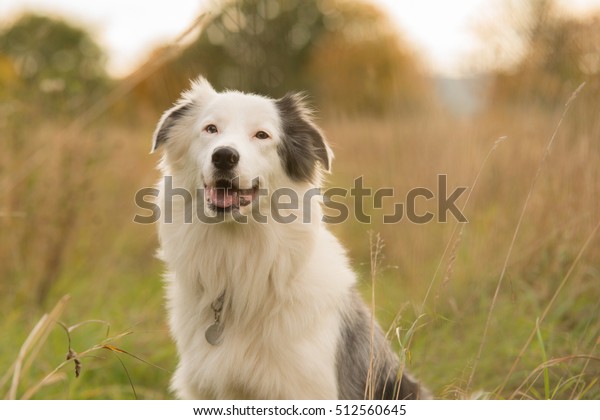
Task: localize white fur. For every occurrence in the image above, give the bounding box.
[155,79,356,399]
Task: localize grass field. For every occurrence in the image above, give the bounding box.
[1,81,599,399]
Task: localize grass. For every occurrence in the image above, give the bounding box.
[1,77,599,399]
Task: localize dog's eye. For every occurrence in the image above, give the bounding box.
[205,124,218,134]
[255,131,270,140]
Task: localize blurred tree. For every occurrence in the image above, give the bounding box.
[0,53,21,100]
[307,1,428,114]
[0,14,109,113]
[487,0,600,107]
[135,0,430,114]
[0,15,110,304]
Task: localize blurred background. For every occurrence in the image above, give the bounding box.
[1,0,598,399]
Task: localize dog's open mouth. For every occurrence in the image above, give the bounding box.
[205,179,259,212]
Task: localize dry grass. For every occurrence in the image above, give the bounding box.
[1,76,599,399]
[324,88,599,398]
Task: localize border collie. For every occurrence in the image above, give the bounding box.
[151,77,428,399]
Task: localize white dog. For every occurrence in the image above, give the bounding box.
[151,77,427,399]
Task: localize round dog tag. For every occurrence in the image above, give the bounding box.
[205,322,224,346]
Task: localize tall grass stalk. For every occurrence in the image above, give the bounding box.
[466,83,587,394]
[512,354,600,399]
[502,219,600,398]
[365,231,385,400]
[2,295,69,399]
[1,295,169,400]
[421,135,508,314]
[569,339,599,399]
[534,318,551,399]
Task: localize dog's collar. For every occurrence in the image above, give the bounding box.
[205,292,225,346]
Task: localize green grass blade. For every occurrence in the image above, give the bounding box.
[535,317,550,400]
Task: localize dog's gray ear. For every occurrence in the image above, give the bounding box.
[150,101,192,153]
[275,93,333,181]
[151,77,216,153]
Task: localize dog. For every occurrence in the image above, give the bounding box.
[151,77,428,399]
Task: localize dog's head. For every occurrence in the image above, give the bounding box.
[152,77,332,220]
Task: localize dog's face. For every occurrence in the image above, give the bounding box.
[152,78,332,220]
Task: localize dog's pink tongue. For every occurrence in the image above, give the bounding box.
[208,187,235,208]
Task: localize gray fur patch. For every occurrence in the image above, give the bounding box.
[152,102,192,152]
[336,291,427,399]
[275,94,330,182]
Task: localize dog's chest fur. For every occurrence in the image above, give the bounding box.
[162,211,355,399]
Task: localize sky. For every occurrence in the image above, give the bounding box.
[1,0,600,77]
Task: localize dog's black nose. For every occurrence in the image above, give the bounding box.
[211,147,239,170]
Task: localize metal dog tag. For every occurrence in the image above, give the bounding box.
[205,322,224,346]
